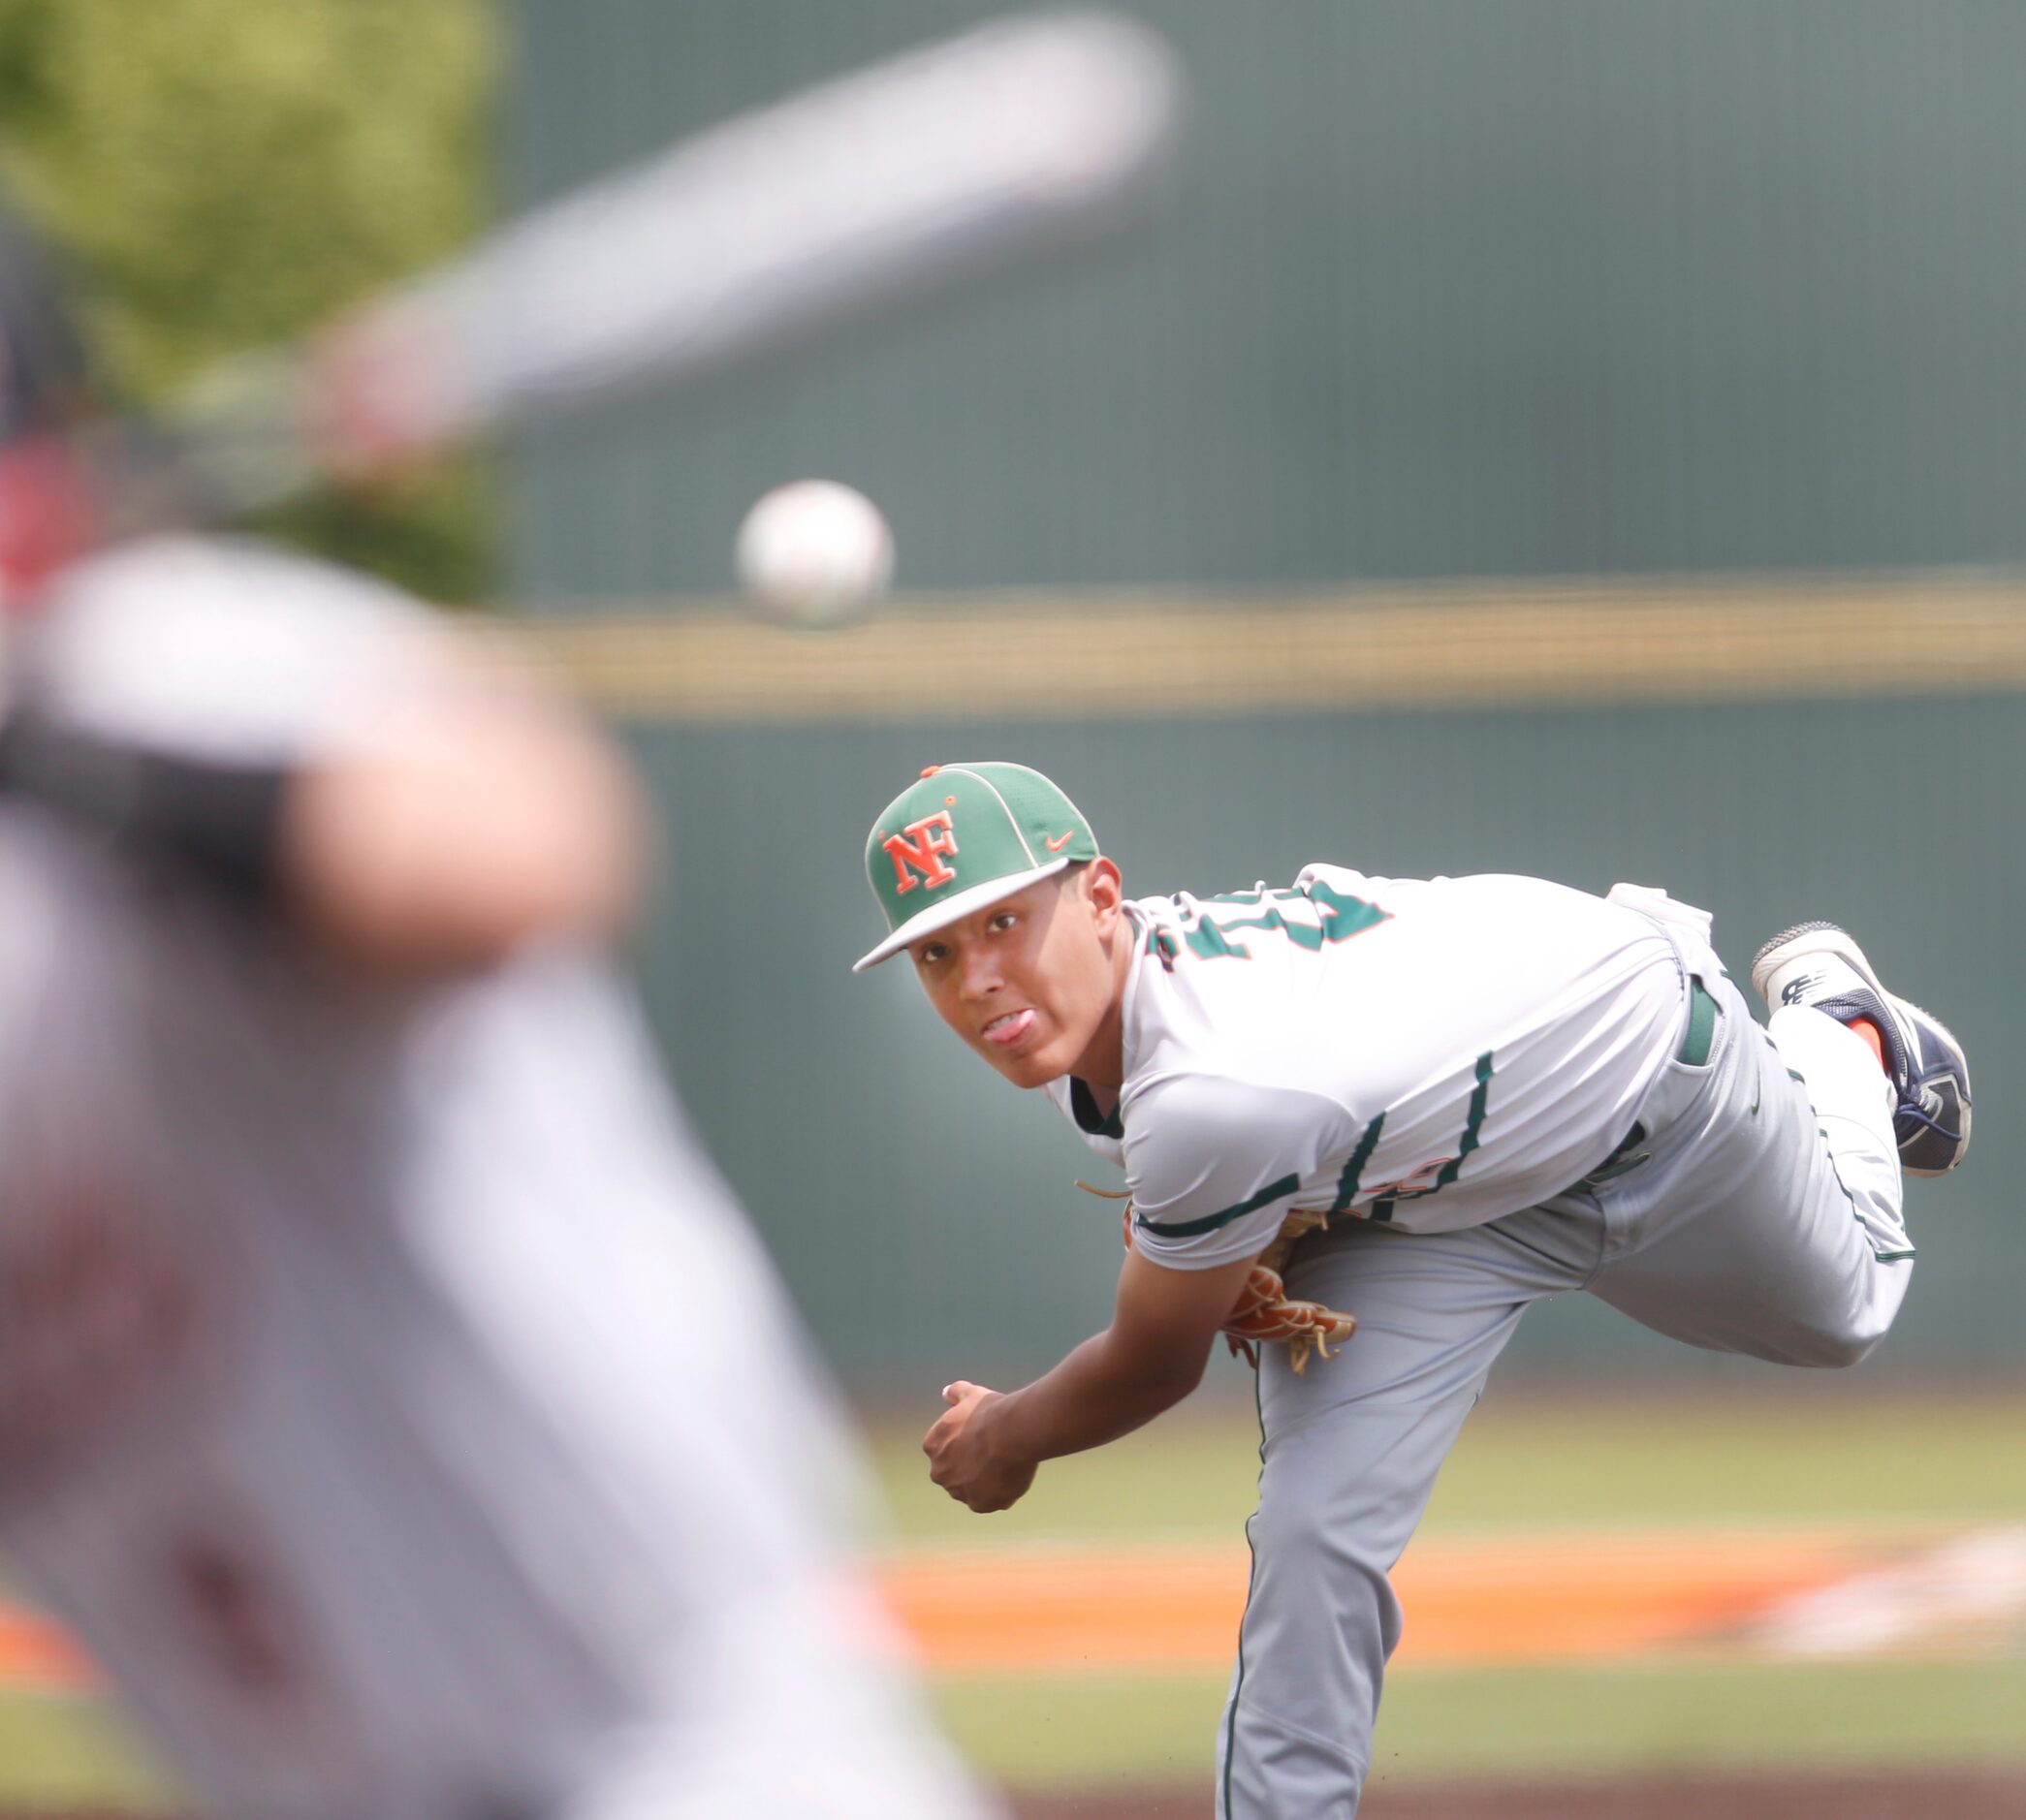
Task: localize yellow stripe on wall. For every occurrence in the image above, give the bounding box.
[522,570,2026,722]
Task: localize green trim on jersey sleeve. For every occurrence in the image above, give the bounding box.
[1135,1172,1302,1239]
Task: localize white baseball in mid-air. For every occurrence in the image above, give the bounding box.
[734,479,894,629]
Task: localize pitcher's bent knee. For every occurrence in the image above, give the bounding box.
[1788,1321,1885,1369]
[1756,1300,1892,1369]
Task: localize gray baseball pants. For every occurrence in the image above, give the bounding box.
[1214,963,1909,1818]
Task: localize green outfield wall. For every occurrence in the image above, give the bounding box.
[503,0,2026,596]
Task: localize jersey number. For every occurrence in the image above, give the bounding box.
[1149,878,1389,968]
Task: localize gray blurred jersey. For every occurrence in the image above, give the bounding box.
[0,539,989,1820]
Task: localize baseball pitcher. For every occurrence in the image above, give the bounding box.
[854,760,1971,1819]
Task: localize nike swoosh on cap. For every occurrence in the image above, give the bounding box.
[1045,832,1076,851]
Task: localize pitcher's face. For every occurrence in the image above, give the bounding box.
[908,862,1126,1090]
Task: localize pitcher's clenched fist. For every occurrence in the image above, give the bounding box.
[924,1381,1038,1513]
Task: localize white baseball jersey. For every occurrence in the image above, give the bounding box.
[0,536,990,1820]
[1046,866,1691,1268]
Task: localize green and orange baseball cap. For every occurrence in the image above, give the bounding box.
[855,762,1099,971]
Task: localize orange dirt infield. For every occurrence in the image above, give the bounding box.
[879,1522,2020,1675]
[3,1521,2016,1695]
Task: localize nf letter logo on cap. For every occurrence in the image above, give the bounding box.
[855,762,1098,972]
[883,810,960,894]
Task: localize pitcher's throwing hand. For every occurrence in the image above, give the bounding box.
[924,1381,1037,1513]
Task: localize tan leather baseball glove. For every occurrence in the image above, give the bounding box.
[1214,1207,1356,1373]
[1092,1190,1357,1375]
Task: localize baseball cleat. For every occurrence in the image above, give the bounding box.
[1751,921,1972,1177]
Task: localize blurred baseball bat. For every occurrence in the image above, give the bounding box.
[85,10,1181,536]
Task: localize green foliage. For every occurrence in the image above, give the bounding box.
[0,0,497,603]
